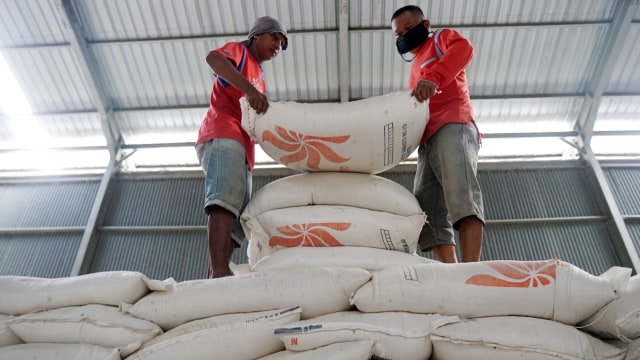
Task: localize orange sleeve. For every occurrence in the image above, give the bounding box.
[419,29,473,88]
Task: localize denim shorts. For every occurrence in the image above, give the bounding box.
[413,121,485,251]
[195,138,251,246]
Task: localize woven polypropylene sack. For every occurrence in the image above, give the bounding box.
[351,260,626,325]
[430,316,626,360]
[121,267,371,329]
[251,246,435,272]
[581,274,640,341]
[274,311,460,360]
[244,205,425,266]
[242,172,423,217]
[127,307,301,360]
[0,314,22,346]
[0,271,175,315]
[0,343,121,360]
[257,340,375,360]
[241,91,428,174]
[7,304,162,356]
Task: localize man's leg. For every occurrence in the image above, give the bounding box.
[207,205,235,278]
[437,122,485,263]
[457,215,483,262]
[415,140,457,263]
[432,244,457,263]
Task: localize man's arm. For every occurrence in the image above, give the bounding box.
[419,29,473,89]
[206,50,269,114]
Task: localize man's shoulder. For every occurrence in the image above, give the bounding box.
[217,41,245,56]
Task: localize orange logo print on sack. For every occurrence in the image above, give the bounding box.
[269,223,350,248]
[465,260,560,288]
[262,126,351,169]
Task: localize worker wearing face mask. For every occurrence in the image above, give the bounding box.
[391,5,485,263]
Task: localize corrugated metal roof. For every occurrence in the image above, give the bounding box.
[115,108,203,144]
[0,0,638,175]
[607,24,640,93]
[91,38,220,109]
[0,0,66,47]
[1,47,95,112]
[352,0,615,26]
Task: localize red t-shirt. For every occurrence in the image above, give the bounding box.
[196,42,265,170]
[409,29,476,144]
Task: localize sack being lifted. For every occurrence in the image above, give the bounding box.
[241,91,428,174]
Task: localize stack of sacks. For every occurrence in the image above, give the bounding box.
[240,91,430,269]
[241,172,430,268]
[0,271,175,359]
[119,267,371,358]
[239,93,633,359]
[350,259,632,359]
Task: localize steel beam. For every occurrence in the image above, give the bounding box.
[584,145,640,273]
[54,0,120,158]
[70,157,117,276]
[337,0,350,102]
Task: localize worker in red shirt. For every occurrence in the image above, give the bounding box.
[391,5,484,263]
[195,16,288,278]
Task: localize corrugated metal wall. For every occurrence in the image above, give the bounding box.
[0,180,99,277]
[2,165,639,280]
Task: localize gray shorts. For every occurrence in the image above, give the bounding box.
[196,138,252,246]
[413,121,485,252]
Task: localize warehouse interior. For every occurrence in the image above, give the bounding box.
[1,0,640,281]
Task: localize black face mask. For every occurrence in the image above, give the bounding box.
[395,22,430,59]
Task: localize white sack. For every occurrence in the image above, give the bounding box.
[430,316,627,360]
[241,91,428,174]
[0,271,175,315]
[127,307,301,360]
[581,273,640,340]
[0,343,120,360]
[244,205,425,266]
[258,340,375,360]
[121,267,371,330]
[242,172,423,217]
[606,338,640,360]
[351,259,625,325]
[627,339,640,360]
[274,311,460,360]
[251,246,435,272]
[7,304,162,356]
[0,314,23,346]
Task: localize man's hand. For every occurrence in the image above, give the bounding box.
[246,88,269,114]
[411,80,438,102]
